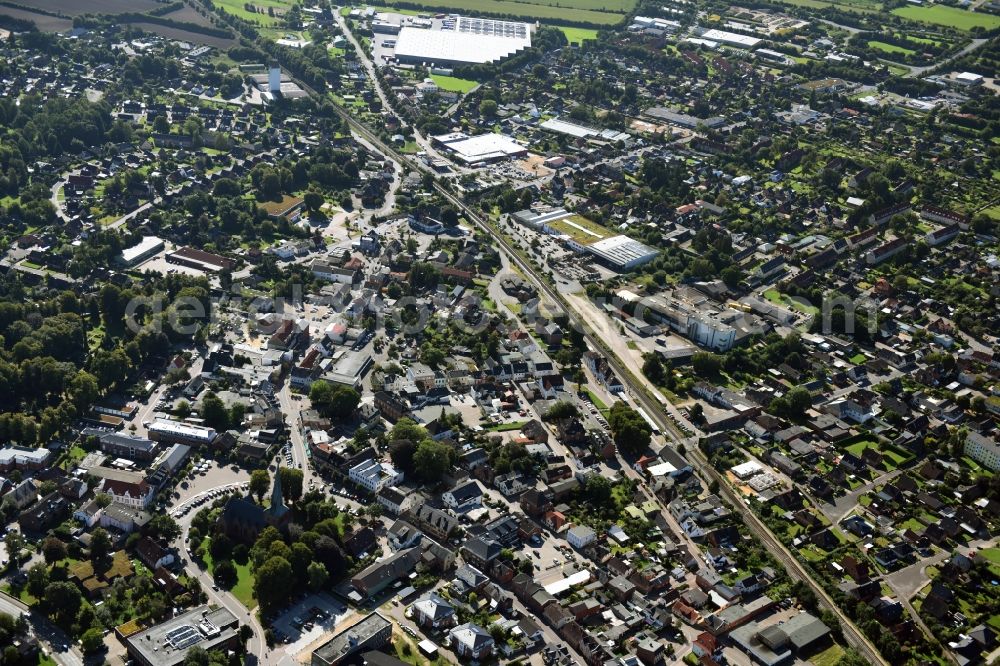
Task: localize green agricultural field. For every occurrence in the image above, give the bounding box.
[778,0,880,13]
[891,5,1000,31]
[559,26,600,44]
[370,0,627,25]
[868,40,916,56]
[907,34,944,46]
[214,0,288,25]
[431,74,478,92]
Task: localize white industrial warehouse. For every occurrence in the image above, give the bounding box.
[432,132,528,164]
[586,235,660,271]
[393,15,533,66]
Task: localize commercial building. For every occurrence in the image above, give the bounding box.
[965,432,1000,472]
[166,246,236,273]
[0,446,52,473]
[697,28,762,48]
[394,16,531,67]
[147,419,217,446]
[95,432,158,462]
[311,612,393,666]
[954,71,984,86]
[567,525,597,549]
[586,235,659,271]
[349,458,403,493]
[643,107,726,129]
[119,236,164,267]
[432,132,528,165]
[123,605,239,666]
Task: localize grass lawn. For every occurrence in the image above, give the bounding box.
[799,546,827,562]
[430,74,478,93]
[763,288,819,315]
[891,5,1000,30]
[978,548,1000,565]
[868,40,915,56]
[484,421,529,432]
[547,213,611,245]
[0,583,38,605]
[809,643,845,666]
[844,440,912,469]
[199,539,256,608]
[558,26,599,44]
[849,353,866,364]
[582,389,608,410]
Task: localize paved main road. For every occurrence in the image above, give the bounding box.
[0,590,84,666]
[172,487,268,665]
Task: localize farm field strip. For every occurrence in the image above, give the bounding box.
[367,0,627,24]
[891,4,1000,30]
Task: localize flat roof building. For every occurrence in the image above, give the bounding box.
[119,236,164,267]
[432,132,527,164]
[698,28,762,48]
[312,612,393,666]
[148,419,217,446]
[585,235,659,272]
[394,16,531,66]
[124,606,239,666]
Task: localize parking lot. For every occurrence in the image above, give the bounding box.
[267,592,350,655]
[171,480,247,518]
[168,460,250,510]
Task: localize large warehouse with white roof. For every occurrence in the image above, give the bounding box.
[432,132,527,164]
[393,15,532,66]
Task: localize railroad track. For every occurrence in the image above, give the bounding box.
[311,64,890,666]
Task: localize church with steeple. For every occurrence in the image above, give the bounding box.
[216,466,293,543]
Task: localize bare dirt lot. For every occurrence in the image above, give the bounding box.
[17,0,159,15]
[0,6,72,30]
[160,4,214,25]
[128,21,238,48]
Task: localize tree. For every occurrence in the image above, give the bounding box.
[4,531,24,566]
[412,439,456,484]
[479,99,498,118]
[42,537,67,564]
[253,556,292,611]
[691,352,722,378]
[43,581,82,628]
[214,559,237,588]
[90,527,111,563]
[175,399,191,418]
[688,403,704,424]
[309,381,360,420]
[543,400,579,421]
[389,438,419,474]
[307,560,329,591]
[80,627,104,654]
[95,492,113,508]
[249,469,270,503]
[146,514,181,542]
[304,191,324,212]
[67,370,99,410]
[583,475,612,506]
[26,563,49,599]
[278,467,304,503]
[200,392,230,430]
[607,402,652,456]
[642,353,664,384]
